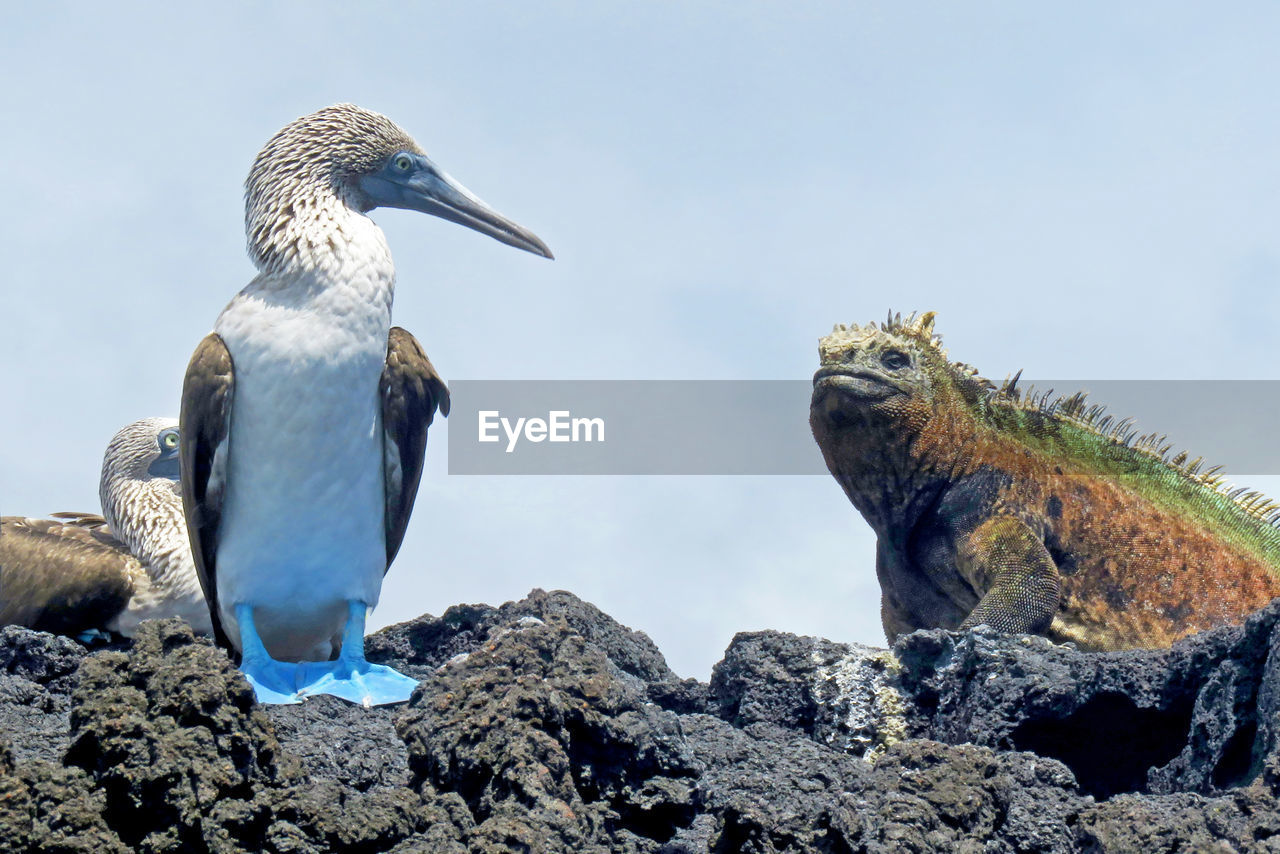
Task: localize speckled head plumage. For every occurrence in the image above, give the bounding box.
[245,104,421,270]
[249,103,423,193]
[244,103,552,273]
[100,418,180,500]
[98,417,183,553]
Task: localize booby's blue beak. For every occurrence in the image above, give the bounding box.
[148,447,181,480]
[359,152,553,259]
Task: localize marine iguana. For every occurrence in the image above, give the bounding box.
[809,311,1280,650]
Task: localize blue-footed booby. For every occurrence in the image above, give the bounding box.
[181,104,552,706]
[0,418,211,638]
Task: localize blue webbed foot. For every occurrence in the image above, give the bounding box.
[295,658,420,707]
[234,602,301,704]
[232,600,417,706]
[240,656,302,705]
[296,599,419,706]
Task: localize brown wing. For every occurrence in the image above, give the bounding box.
[48,511,110,531]
[0,516,137,635]
[380,326,450,570]
[180,332,235,650]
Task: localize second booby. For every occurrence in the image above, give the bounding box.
[181,104,552,706]
[0,418,211,638]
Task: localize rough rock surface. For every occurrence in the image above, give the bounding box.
[4,588,1280,852]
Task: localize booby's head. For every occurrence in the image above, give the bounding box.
[99,417,182,495]
[98,416,184,558]
[245,103,552,272]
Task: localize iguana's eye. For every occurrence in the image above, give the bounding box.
[881,350,910,370]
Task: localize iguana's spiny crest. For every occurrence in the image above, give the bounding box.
[822,312,987,381]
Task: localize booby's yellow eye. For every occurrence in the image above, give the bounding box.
[159,429,179,450]
[394,154,413,172]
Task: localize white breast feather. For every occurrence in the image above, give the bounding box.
[212,208,396,661]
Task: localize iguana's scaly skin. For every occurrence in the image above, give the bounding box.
[810,312,1280,651]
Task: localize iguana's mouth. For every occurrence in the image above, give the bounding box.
[811,368,901,428]
[811,367,899,399]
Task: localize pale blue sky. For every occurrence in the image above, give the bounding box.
[3,3,1278,677]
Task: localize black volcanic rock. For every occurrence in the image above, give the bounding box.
[0,625,89,766]
[398,618,700,851]
[364,588,675,684]
[711,597,1280,803]
[4,588,1280,852]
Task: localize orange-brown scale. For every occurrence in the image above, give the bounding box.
[914,375,1280,650]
